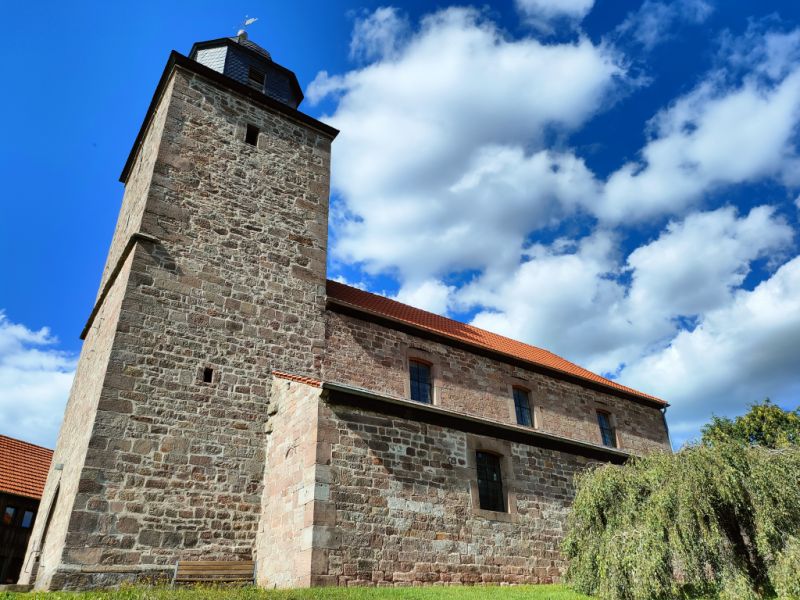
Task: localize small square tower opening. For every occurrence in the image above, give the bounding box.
[245,124,260,146]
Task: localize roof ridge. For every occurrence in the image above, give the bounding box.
[325,279,665,406]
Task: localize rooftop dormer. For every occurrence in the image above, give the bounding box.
[189,31,304,109]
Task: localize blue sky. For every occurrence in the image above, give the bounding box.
[1,0,799,448]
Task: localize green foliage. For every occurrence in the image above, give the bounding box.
[702,400,800,449]
[563,443,800,600]
[1,584,590,600]
[772,537,800,600]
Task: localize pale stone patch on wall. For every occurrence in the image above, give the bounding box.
[256,376,323,588]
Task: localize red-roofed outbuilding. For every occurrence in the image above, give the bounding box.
[0,435,53,584]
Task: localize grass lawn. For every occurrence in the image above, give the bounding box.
[2,585,591,600]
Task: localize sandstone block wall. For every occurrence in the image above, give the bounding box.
[313,401,597,586]
[24,63,334,589]
[323,311,670,455]
[255,376,322,588]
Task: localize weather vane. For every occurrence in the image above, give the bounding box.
[238,15,258,35]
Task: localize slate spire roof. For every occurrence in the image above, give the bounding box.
[0,434,53,500]
[230,32,272,60]
[326,280,666,406]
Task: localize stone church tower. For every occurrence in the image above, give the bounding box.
[20,33,338,589]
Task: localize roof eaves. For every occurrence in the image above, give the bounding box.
[272,370,322,388]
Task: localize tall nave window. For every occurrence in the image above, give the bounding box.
[409,360,432,404]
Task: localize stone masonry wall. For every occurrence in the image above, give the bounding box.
[314,401,597,586]
[31,64,334,589]
[323,311,670,455]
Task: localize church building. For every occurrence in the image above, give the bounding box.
[20,33,671,590]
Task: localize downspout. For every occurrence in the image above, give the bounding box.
[661,406,674,451]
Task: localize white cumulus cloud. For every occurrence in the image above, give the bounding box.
[395,279,456,314]
[598,27,800,222]
[620,255,800,446]
[310,7,622,284]
[460,205,795,438]
[312,8,800,446]
[0,312,76,448]
[616,0,713,51]
[349,6,410,62]
[514,0,595,33]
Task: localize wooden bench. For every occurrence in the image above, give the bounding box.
[172,560,255,586]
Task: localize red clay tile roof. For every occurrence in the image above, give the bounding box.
[326,280,666,406]
[0,435,53,500]
[272,370,323,388]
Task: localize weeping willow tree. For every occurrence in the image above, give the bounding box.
[563,443,800,600]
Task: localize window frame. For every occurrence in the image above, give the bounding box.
[403,347,439,406]
[20,510,34,529]
[512,386,533,427]
[466,435,519,522]
[408,358,433,405]
[507,381,540,429]
[597,410,618,448]
[475,451,505,512]
[2,506,16,527]
[247,66,266,90]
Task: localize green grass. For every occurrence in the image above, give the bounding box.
[3,584,591,600]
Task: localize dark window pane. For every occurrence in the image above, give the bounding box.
[21,510,34,529]
[513,388,532,426]
[476,451,505,512]
[597,412,616,447]
[409,360,432,404]
[2,507,16,526]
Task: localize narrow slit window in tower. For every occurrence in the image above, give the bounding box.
[202,367,214,384]
[245,124,259,146]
